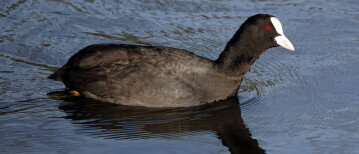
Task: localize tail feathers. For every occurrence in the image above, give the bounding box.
[48,67,65,81]
[48,73,61,81]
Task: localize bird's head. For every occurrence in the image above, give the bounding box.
[240,14,295,51]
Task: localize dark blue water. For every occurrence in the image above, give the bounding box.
[1,0,358,153]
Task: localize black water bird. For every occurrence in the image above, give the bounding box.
[48,14,295,107]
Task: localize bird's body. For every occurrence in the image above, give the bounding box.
[51,44,243,107]
[49,14,294,107]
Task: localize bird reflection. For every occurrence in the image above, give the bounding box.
[57,96,265,154]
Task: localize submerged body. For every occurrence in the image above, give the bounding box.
[48,14,295,107]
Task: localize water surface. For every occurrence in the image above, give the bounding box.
[1,0,358,153]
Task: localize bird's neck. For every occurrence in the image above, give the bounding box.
[215,35,267,76]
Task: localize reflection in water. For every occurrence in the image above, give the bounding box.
[58,96,264,154]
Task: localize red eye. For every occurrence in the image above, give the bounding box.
[265,26,270,30]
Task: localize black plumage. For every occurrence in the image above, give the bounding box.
[48,14,294,107]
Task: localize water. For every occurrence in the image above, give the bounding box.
[0,0,358,153]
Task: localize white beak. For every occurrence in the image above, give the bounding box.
[274,35,295,51]
[270,17,295,51]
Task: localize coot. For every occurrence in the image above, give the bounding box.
[48,14,294,107]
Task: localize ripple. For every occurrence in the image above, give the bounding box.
[55,97,250,141]
[238,50,303,111]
